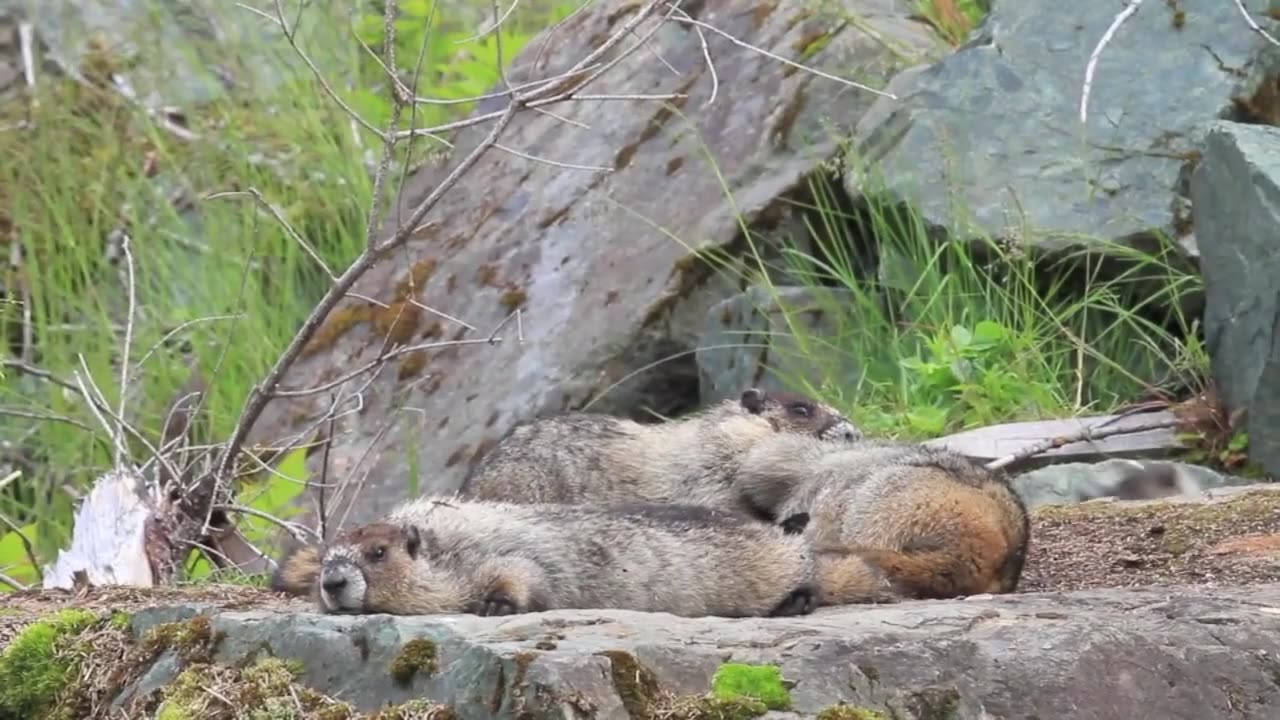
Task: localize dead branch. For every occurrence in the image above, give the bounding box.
[1080,0,1144,125]
[984,415,1184,473]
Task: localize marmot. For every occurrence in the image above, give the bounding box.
[270,497,830,618]
[736,436,1030,601]
[457,387,862,521]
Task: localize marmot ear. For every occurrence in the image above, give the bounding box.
[403,524,422,559]
[740,387,766,414]
[780,512,810,535]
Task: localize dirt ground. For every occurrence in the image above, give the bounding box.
[1017,486,1280,592]
[2,488,1278,644]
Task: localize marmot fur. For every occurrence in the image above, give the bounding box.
[736,436,1030,601]
[457,387,862,521]
[270,497,832,618]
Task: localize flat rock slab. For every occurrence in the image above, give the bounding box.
[5,487,1280,718]
[8,584,1280,719]
[924,410,1186,466]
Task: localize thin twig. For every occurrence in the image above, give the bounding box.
[1080,0,1144,125]
[984,417,1183,472]
[115,234,138,467]
[0,511,43,583]
[0,571,27,591]
[1233,0,1280,47]
[665,6,895,99]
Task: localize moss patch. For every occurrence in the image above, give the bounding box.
[389,638,439,687]
[140,615,220,665]
[902,686,961,720]
[0,608,100,718]
[710,663,791,711]
[153,656,359,720]
[659,695,769,720]
[817,704,890,720]
[599,650,661,718]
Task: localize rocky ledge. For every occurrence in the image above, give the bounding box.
[4,485,1280,719]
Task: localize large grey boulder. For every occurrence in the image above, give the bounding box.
[247,0,944,529]
[101,583,1280,719]
[850,0,1280,261]
[1193,120,1280,479]
[1011,457,1259,508]
[696,286,864,405]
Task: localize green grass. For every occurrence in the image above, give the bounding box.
[0,0,579,588]
[738,162,1206,440]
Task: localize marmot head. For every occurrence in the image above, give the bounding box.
[739,387,862,443]
[317,521,465,615]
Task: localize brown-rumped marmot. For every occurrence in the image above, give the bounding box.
[736,436,1031,601]
[456,387,862,521]
[269,497,870,617]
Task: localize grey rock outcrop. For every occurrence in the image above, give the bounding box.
[112,583,1280,719]
[1011,457,1259,508]
[1193,120,1280,480]
[246,0,944,528]
[9,0,306,107]
[696,286,864,405]
[850,0,1280,262]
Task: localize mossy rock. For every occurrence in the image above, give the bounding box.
[710,663,792,711]
[0,608,101,718]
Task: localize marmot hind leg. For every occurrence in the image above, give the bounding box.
[767,585,817,617]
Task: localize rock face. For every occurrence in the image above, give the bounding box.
[98,583,1280,719]
[1193,120,1280,480]
[696,286,863,404]
[1012,457,1259,508]
[247,0,943,528]
[850,0,1280,261]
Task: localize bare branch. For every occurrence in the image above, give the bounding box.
[1234,0,1280,47]
[664,5,895,100]
[115,234,138,467]
[0,510,43,583]
[1080,0,1144,125]
[984,416,1183,473]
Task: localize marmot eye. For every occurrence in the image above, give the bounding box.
[789,404,811,417]
[369,546,386,561]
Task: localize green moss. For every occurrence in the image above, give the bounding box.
[599,650,661,719]
[710,663,791,711]
[389,638,438,687]
[141,615,219,664]
[154,656,361,720]
[903,687,961,720]
[817,704,889,720]
[371,699,457,719]
[0,608,100,718]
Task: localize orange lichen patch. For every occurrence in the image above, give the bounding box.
[424,375,445,396]
[1206,534,1280,560]
[394,258,439,300]
[477,264,501,288]
[752,1,778,28]
[445,445,471,468]
[421,321,443,340]
[372,301,423,345]
[303,304,374,357]
[499,287,528,312]
[470,437,498,467]
[398,350,431,380]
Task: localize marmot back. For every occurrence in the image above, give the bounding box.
[271,497,823,619]
[456,387,861,520]
[735,435,1030,601]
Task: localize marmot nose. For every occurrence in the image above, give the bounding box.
[322,576,348,593]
